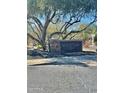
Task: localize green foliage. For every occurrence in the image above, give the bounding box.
[35,44,42,49]
[78,24,97,41]
[27,0,96,17]
[82,32,89,40]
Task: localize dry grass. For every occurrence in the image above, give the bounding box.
[27,59,50,65]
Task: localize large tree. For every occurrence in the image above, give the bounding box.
[27,0,97,50]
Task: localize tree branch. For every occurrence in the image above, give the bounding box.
[27,21,41,40]
[49,11,56,22]
[28,21,41,34]
[27,33,41,45]
[60,15,81,34]
[62,17,97,39]
[49,16,96,40]
[51,17,59,24]
[27,16,44,32]
[69,34,77,40]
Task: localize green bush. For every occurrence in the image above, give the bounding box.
[94,34,97,45]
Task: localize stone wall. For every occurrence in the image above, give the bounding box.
[49,40,83,54]
[49,39,61,54]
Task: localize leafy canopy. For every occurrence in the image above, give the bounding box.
[28,0,96,17]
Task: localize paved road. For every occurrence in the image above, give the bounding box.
[27,65,97,93]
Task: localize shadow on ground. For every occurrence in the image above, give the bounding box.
[27,49,96,59]
[27,49,97,67]
[28,62,89,67]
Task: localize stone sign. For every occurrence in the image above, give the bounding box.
[49,39,61,53]
[49,39,83,54]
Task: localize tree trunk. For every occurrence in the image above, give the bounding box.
[41,29,47,50]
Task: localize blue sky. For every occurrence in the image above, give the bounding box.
[32,16,94,25]
[81,17,93,24]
